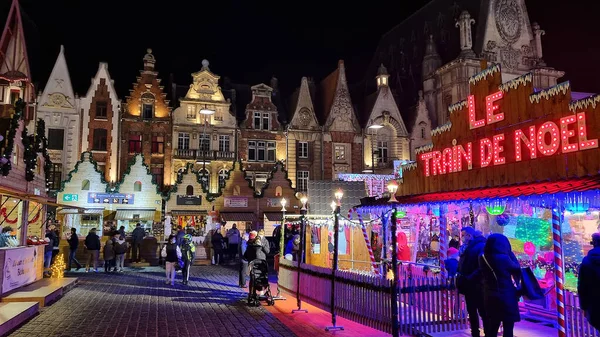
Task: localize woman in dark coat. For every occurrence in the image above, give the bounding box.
[244,231,270,262]
[479,233,521,337]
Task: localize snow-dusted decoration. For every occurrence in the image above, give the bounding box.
[447,100,467,114]
[415,143,434,155]
[402,162,418,172]
[468,64,501,85]
[431,122,453,136]
[498,73,533,92]
[569,94,600,112]
[529,81,570,104]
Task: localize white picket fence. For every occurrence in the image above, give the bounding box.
[278,259,467,335]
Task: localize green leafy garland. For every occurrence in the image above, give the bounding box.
[0,99,25,176]
[36,119,53,190]
[56,152,109,193]
[255,160,297,198]
[22,125,36,181]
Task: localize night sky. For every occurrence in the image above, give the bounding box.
[3,0,600,99]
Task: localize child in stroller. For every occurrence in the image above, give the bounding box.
[248,259,274,306]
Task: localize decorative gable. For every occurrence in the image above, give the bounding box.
[244,83,279,130]
[289,77,319,130]
[39,46,76,110]
[410,91,433,160]
[116,155,162,211]
[325,61,360,133]
[0,0,30,82]
[124,49,170,119]
[57,152,108,197]
[368,87,409,137]
[185,59,226,103]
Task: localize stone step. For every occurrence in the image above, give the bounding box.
[0,302,39,337]
[1,278,78,308]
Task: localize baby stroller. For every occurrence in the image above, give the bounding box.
[248,259,274,306]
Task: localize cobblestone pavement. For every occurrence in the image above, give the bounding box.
[9,265,297,337]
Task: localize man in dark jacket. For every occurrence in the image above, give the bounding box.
[579,232,600,330]
[457,227,487,337]
[67,228,82,271]
[84,228,101,272]
[131,223,146,263]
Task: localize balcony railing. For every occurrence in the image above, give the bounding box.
[175,149,235,161]
[369,157,398,170]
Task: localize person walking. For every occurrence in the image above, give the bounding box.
[67,228,82,271]
[211,229,224,265]
[227,224,241,260]
[239,232,250,288]
[114,234,128,272]
[180,234,196,285]
[457,227,487,337]
[161,235,181,286]
[131,223,146,263]
[43,226,55,277]
[479,233,521,337]
[84,228,101,272]
[103,237,116,273]
[203,229,213,264]
[578,232,600,330]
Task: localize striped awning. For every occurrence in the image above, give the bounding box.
[115,209,156,221]
[58,208,105,215]
[170,210,207,216]
[263,212,283,221]
[220,212,257,222]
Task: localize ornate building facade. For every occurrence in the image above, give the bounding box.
[171,60,236,194]
[38,46,81,191]
[286,77,322,192]
[239,82,286,192]
[80,63,121,183]
[119,49,172,190]
[363,64,410,174]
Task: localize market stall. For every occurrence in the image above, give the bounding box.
[356,66,600,335]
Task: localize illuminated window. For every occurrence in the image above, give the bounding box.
[134,181,142,192]
[218,169,228,188]
[297,171,309,192]
[218,135,230,152]
[151,136,164,154]
[199,169,210,189]
[128,134,142,153]
[334,144,346,162]
[186,105,195,119]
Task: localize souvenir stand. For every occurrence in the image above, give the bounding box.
[356,65,600,337]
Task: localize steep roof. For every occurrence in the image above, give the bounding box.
[0,0,30,82]
[361,0,481,114]
[38,45,75,107]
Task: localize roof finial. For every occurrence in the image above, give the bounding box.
[201,59,210,70]
[143,48,155,71]
[455,11,476,56]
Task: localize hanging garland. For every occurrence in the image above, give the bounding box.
[27,209,41,225]
[0,208,18,224]
[0,99,25,176]
[36,119,53,189]
[56,152,109,193]
[22,125,37,181]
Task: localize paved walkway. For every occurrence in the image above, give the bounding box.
[8,265,295,337]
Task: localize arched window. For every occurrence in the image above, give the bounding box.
[233,185,240,196]
[218,169,228,188]
[81,179,90,190]
[141,93,155,120]
[186,185,194,195]
[134,181,142,192]
[275,186,282,196]
[199,169,210,189]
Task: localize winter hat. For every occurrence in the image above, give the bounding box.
[249,231,258,240]
[448,247,459,257]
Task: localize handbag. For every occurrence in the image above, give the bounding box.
[518,267,544,300]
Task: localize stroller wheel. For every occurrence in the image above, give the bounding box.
[268,299,275,306]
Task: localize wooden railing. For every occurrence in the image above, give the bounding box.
[566,289,600,337]
[278,259,467,335]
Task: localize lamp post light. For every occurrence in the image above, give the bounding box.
[275,197,287,301]
[326,189,344,331]
[388,180,399,203]
[293,195,309,313]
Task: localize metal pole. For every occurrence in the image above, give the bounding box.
[292,208,308,313]
[326,205,344,331]
[274,209,286,300]
[390,208,399,337]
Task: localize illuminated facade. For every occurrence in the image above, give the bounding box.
[80,62,121,183]
[119,49,172,190]
[363,64,410,174]
[239,82,286,192]
[171,60,236,194]
[37,46,81,191]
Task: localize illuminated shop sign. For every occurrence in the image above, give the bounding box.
[419,91,598,177]
[88,193,134,204]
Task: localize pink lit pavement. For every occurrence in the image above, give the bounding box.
[266,284,558,337]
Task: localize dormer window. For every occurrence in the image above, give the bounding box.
[141,93,155,120]
[253,112,270,130]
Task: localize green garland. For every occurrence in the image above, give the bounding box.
[0,99,25,176]
[57,151,109,193]
[255,160,297,198]
[22,124,37,181]
[36,119,53,190]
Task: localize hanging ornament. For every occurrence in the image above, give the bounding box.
[496,213,510,226]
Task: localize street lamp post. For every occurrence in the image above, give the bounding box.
[383,179,400,264]
[292,196,309,313]
[274,197,287,301]
[326,189,344,331]
[388,181,400,337]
